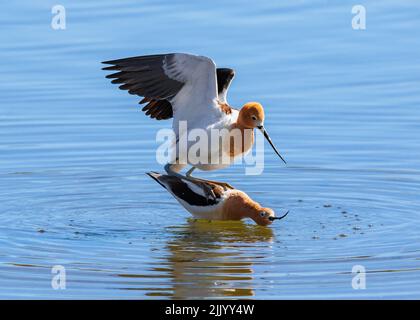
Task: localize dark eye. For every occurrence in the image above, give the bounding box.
[252,116,257,121]
[260,212,266,217]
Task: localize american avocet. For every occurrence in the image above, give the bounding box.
[147,172,289,226]
[103,53,286,184]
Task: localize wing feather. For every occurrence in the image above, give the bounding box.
[103,54,234,122]
[216,68,235,103]
[146,172,223,207]
[102,54,185,100]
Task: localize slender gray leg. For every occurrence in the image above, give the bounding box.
[164,160,187,176]
[164,163,185,179]
[184,166,234,190]
[186,167,196,177]
[164,163,176,175]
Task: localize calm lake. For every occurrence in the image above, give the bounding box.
[1,0,419,299]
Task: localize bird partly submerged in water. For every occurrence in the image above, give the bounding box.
[147,172,289,226]
[102,53,286,187]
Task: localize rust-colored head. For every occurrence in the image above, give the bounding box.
[251,207,290,226]
[237,102,287,164]
[224,190,275,226]
[238,102,265,129]
[251,207,275,226]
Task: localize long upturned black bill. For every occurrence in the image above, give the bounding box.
[259,126,287,164]
[268,210,289,221]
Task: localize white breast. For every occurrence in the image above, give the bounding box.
[188,109,240,171]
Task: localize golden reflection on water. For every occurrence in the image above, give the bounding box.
[148,219,274,299]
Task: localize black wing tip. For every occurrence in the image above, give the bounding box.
[101,53,172,66]
[217,68,235,77]
[101,59,119,65]
[102,65,118,71]
[101,56,139,65]
[101,58,129,67]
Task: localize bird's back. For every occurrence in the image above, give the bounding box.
[146,172,226,219]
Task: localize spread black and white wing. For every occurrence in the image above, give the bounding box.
[102,54,235,121]
[102,53,220,123]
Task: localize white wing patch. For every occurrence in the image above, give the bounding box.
[167,54,222,131]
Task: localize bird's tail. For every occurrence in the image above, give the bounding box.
[146,172,167,189]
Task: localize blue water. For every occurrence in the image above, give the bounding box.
[1,0,420,299]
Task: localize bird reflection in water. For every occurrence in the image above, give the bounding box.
[147,219,274,299]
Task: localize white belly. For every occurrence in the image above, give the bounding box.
[177,125,253,172]
[176,198,225,220]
